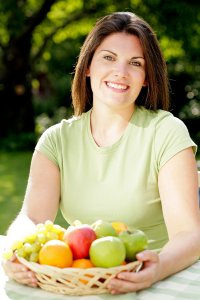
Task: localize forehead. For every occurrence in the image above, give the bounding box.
[97,32,144,55]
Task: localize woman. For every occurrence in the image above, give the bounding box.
[3,12,200,294]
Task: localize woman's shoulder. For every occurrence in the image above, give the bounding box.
[61,115,82,126]
[35,112,89,165]
[44,112,88,136]
[136,106,185,129]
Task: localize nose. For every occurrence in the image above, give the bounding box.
[113,62,128,78]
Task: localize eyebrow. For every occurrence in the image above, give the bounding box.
[100,49,145,60]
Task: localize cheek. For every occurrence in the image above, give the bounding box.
[132,71,146,85]
[89,74,99,92]
[89,64,107,85]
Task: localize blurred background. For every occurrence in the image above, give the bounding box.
[0,0,199,234]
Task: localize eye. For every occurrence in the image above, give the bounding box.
[130,60,142,66]
[103,55,114,61]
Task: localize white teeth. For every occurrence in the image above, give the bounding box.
[106,82,128,90]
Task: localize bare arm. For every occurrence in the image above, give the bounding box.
[107,147,200,294]
[157,147,200,279]
[3,150,61,287]
[7,150,61,241]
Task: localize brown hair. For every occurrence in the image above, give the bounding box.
[71,12,170,115]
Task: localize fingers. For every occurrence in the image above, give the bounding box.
[10,266,38,287]
[107,250,160,294]
[107,277,150,294]
[107,270,152,294]
[2,259,38,288]
[13,270,38,287]
[9,253,17,262]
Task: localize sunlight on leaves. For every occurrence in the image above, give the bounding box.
[160,36,185,60]
[48,0,83,22]
[53,19,94,43]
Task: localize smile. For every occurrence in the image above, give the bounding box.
[106,81,129,91]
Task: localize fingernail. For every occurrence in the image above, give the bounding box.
[21,267,26,272]
[137,253,144,259]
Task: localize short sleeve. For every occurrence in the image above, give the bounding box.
[154,114,197,171]
[35,124,61,166]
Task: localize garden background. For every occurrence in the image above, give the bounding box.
[0,0,200,234]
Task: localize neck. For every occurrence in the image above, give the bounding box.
[90,105,135,147]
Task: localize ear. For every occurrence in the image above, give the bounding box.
[86,68,90,77]
[142,80,148,87]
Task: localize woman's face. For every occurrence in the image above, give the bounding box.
[87,32,146,111]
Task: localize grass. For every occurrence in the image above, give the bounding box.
[0,151,67,235]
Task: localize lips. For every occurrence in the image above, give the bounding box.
[106,81,129,91]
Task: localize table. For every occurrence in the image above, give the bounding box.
[1,235,200,300]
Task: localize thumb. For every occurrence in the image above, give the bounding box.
[136,250,159,263]
[9,252,17,262]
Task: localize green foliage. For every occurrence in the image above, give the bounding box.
[0,151,31,235]
[35,106,73,136]
[181,81,200,119]
[0,0,199,234]
[0,151,67,235]
[0,0,199,145]
[0,133,37,151]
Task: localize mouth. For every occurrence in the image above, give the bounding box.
[105,81,129,91]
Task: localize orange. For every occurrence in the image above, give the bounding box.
[79,275,94,285]
[72,259,94,284]
[72,258,94,268]
[39,240,73,268]
[111,221,129,234]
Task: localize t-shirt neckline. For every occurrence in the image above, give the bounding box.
[86,107,137,153]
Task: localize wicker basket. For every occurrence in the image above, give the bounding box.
[17,256,142,295]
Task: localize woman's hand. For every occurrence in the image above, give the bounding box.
[107,250,160,294]
[2,253,38,288]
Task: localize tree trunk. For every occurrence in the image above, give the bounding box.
[0,36,34,138]
[0,0,57,139]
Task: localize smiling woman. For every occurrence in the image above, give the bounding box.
[2,11,200,295]
[86,32,147,147]
[87,32,146,115]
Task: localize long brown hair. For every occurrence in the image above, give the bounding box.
[72,12,170,115]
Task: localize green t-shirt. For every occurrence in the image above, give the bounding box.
[35,106,197,251]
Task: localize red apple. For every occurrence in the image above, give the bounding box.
[63,224,96,259]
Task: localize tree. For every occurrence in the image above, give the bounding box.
[0,0,107,138]
[0,0,58,137]
[0,0,199,149]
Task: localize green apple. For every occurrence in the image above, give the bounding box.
[119,229,148,262]
[91,220,117,238]
[89,236,126,268]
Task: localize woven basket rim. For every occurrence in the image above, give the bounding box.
[17,255,141,273]
[16,256,142,295]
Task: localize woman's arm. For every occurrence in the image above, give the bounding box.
[22,150,61,223]
[156,147,200,279]
[3,150,61,287]
[7,150,61,239]
[107,147,200,294]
